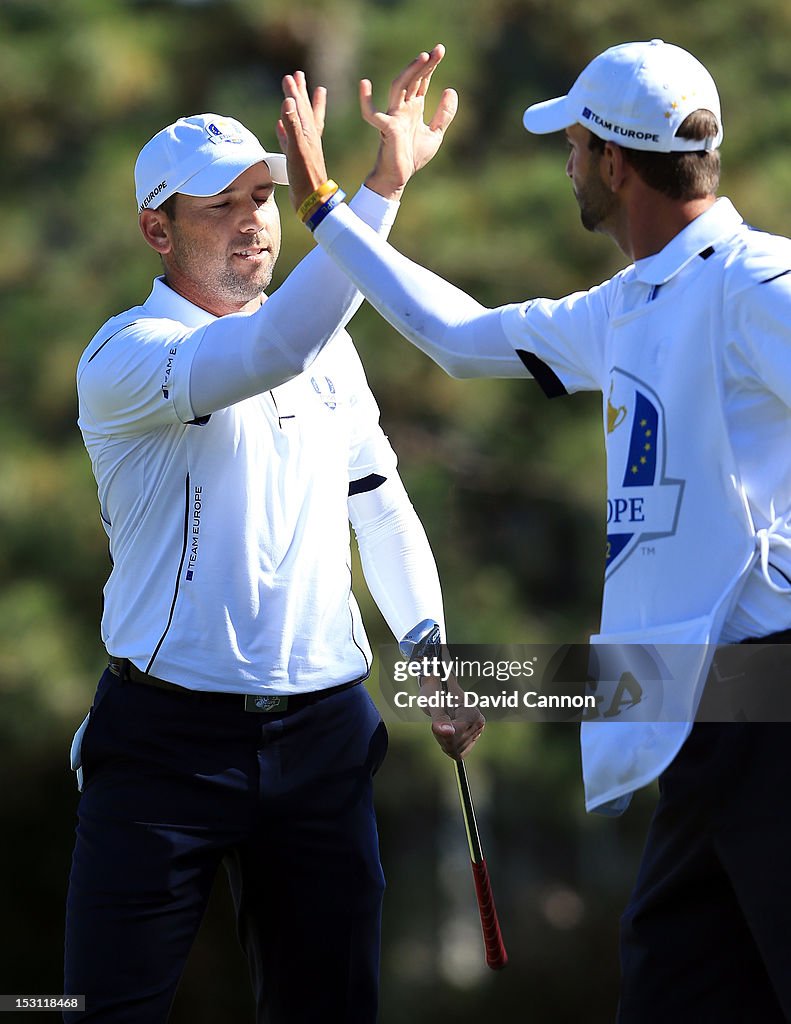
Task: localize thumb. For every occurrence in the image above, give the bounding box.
[429,87,458,135]
[430,709,455,738]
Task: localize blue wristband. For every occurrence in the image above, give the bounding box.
[304,189,346,232]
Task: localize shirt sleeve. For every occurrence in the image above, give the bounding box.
[187,186,401,418]
[340,336,398,485]
[731,270,791,407]
[348,472,446,644]
[79,188,402,436]
[314,203,529,380]
[313,201,610,394]
[499,284,612,395]
[77,317,202,435]
[340,332,444,641]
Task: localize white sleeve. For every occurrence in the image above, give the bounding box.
[499,287,612,394]
[315,203,609,393]
[77,189,402,433]
[187,186,400,417]
[733,271,791,407]
[343,335,443,641]
[348,472,446,644]
[77,316,203,434]
[314,204,530,381]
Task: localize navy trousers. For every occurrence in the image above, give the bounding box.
[618,723,791,1023]
[64,670,388,1023]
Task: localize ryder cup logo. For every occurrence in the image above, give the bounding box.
[310,375,337,410]
[604,369,684,577]
[205,120,244,145]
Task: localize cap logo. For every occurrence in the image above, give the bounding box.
[206,120,244,145]
[139,179,167,213]
[581,107,659,145]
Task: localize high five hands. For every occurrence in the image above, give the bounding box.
[277,44,458,210]
[359,44,458,200]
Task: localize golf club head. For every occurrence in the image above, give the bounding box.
[399,618,442,661]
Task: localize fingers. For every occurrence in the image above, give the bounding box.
[405,43,444,98]
[430,708,485,760]
[280,75,324,161]
[429,87,458,135]
[359,78,384,130]
[456,718,485,759]
[431,720,483,759]
[404,56,430,103]
[414,43,445,100]
[277,87,329,207]
[389,49,431,106]
[358,42,449,141]
[277,96,299,153]
[282,72,317,131]
[281,72,305,105]
[312,85,327,137]
[371,42,446,114]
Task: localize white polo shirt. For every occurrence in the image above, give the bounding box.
[500,198,791,642]
[78,276,399,694]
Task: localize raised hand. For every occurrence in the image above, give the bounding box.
[361,43,458,200]
[277,71,330,212]
[278,45,457,215]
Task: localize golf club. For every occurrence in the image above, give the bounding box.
[399,619,508,970]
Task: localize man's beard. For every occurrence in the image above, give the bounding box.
[576,175,617,234]
[216,260,274,302]
[169,227,279,307]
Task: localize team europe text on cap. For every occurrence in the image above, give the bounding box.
[134,114,289,214]
[522,39,723,153]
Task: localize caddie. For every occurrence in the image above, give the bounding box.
[64,48,483,1024]
[279,38,791,1022]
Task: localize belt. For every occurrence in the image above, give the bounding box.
[107,657,363,713]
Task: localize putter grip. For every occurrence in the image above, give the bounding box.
[471,858,508,970]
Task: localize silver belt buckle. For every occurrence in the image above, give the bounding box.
[244,694,289,713]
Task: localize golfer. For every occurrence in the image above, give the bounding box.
[65,47,482,1023]
[279,39,791,1022]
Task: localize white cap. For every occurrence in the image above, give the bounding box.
[523,40,723,153]
[134,113,289,214]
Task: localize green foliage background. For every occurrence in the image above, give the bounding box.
[2,0,790,1020]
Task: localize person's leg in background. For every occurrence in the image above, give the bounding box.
[618,724,791,1024]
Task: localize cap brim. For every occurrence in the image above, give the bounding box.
[522,95,575,135]
[179,148,289,197]
[262,152,289,186]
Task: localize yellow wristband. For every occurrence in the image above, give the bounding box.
[297,180,339,222]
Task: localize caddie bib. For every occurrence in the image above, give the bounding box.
[581,254,757,812]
